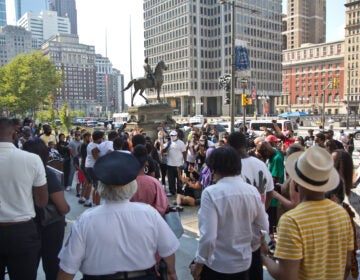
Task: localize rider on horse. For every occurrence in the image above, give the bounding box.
[143,57,157,88]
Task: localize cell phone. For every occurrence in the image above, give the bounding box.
[272,120,277,124]
[260,229,271,242]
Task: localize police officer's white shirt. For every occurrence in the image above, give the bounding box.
[165,139,186,167]
[59,201,179,275]
[0,142,47,222]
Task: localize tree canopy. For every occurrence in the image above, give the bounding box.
[0,51,62,115]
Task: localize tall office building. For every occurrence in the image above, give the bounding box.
[283,0,326,50]
[42,34,97,115]
[0,0,6,26]
[0,25,32,65]
[48,0,77,35]
[143,0,282,117]
[18,10,70,45]
[95,54,113,116]
[344,0,360,116]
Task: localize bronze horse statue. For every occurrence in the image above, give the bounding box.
[123,60,168,106]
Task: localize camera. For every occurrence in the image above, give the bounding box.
[272,120,277,124]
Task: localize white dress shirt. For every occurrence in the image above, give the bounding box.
[59,201,179,275]
[195,176,268,274]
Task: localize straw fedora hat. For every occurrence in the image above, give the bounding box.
[285,146,339,192]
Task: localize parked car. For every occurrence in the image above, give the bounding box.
[72,118,86,126]
[353,130,360,140]
[85,120,97,127]
[54,119,62,126]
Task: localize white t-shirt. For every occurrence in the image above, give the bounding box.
[195,176,268,273]
[0,143,47,222]
[59,201,179,275]
[186,141,197,163]
[240,156,274,251]
[85,142,99,168]
[98,140,114,157]
[165,139,186,167]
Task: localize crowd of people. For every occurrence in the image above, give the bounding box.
[0,116,358,280]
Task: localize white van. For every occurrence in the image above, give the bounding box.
[249,119,298,136]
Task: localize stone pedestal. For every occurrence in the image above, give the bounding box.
[126,103,175,140]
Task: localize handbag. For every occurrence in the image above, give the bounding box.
[164,209,184,239]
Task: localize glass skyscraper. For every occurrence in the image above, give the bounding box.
[49,0,77,34]
[0,0,6,26]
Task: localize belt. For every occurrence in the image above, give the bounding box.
[83,268,155,280]
[0,220,32,227]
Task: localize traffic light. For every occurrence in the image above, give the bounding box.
[224,90,230,105]
[332,78,339,89]
[241,94,247,106]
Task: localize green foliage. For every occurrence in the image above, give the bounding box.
[36,110,53,124]
[59,102,72,133]
[0,51,62,115]
[72,110,86,117]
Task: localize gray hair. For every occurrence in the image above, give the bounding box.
[97,180,138,202]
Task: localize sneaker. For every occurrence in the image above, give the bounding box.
[78,197,86,204]
[65,186,71,191]
[166,192,173,197]
[84,202,93,207]
[169,205,184,212]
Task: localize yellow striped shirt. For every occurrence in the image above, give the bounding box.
[274,199,354,280]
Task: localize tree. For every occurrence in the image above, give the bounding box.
[0,51,62,115]
[59,102,72,133]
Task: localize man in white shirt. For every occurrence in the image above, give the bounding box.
[163,130,186,195]
[98,130,118,157]
[228,132,273,280]
[0,117,48,280]
[190,146,268,280]
[84,130,104,206]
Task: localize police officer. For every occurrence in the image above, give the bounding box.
[58,151,179,280]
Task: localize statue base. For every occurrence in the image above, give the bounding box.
[126,103,175,140]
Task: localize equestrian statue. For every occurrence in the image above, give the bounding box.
[123,58,168,106]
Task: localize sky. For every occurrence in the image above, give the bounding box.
[76,0,346,104]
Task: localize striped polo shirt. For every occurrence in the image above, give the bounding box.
[274,199,354,279]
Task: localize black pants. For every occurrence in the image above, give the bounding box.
[62,158,71,186]
[201,265,249,280]
[248,248,263,280]
[159,163,167,186]
[266,206,278,234]
[167,166,180,194]
[38,220,66,280]
[0,220,41,280]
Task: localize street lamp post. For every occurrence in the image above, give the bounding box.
[220,0,258,132]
